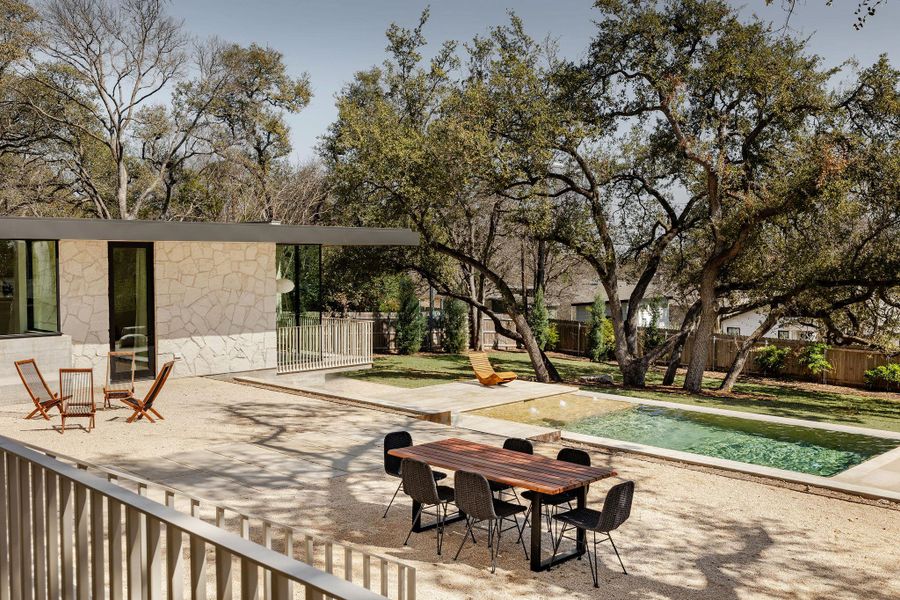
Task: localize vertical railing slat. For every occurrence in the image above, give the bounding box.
[6,456,22,600]
[90,491,105,600]
[59,476,74,600]
[239,558,258,600]
[0,453,8,600]
[108,498,123,600]
[215,546,233,600]
[125,507,144,600]
[19,457,33,596]
[46,471,59,600]
[166,524,183,600]
[189,537,205,600]
[146,517,162,600]
[32,464,47,600]
[74,485,89,600]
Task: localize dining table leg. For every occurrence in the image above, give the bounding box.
[529,492,543,571]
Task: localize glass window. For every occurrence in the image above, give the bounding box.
[0,240,59,336]
[276,244,321,326]
[777,330,791,340]
[726,327,741,336]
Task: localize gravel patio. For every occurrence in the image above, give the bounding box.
[1,376,898,600]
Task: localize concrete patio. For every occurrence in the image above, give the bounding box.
[0,376,898,599]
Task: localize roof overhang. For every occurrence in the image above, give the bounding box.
[0,217,419,246]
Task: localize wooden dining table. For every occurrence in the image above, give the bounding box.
[388,437,617,572]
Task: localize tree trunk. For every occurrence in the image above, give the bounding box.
[662,337,686,386]
[620,358,647,387]
[719,310,780,392]
[511,312,555,383]
[116,156,131,219]
[683,272,718,393]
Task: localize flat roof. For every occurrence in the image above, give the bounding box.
[0,217,419,246]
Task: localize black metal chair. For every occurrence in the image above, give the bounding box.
[383,431,446,518]
[519,447,591,540]
[489,438,533,501]
[453,470,529,573]
[550,480,635,586]
[400,459,456,555]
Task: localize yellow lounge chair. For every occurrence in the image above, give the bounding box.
[468,352,517,386]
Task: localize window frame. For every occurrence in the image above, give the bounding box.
[0,239,61,339]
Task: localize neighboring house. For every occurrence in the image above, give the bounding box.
[718,310,818,341]
[569,283,671,328]
[0,217,417,403]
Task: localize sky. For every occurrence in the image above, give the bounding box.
[169,0,900,161]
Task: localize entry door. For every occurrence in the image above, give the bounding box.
[108,242,155,380]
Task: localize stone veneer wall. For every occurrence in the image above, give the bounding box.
[154,241,277,376]
[58,240,110,372]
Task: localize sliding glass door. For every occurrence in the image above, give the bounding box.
[108,242,155,380]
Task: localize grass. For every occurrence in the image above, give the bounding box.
[347,350,900,433]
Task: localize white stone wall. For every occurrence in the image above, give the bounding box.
[0,334,72,405]
[58,240,110,372]
[155,242,276,376]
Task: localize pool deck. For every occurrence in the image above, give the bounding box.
[234,368,578,424]
[234,373,900,502]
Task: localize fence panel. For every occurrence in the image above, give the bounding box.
[277,316,373,374]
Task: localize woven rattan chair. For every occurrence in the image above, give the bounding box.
[120,361,174,423]
[489,438,533,500]
[550,480,635,586]
[103,351,135,409]
[15,358,65,420]
[453,470,528,573]
[401,459,456,555]
[382,431,446,518]
[519,448,591,540]
[58,368,96,433]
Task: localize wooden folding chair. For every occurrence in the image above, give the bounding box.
[59,368,96,433]
[468,352,517,386]
[104,350,135,409]
[120,360,174,424]
[15,358,66,420]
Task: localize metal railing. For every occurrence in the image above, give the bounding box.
[278,316,374,374]
[0,436,416,600]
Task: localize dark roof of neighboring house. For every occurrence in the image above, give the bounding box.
[0,217,419,246]
[570,283,673,306]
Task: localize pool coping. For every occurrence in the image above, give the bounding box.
[462,391,900,503]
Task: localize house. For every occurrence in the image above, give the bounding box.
[718,310,818,341]
[568,283,672,328]
[0,217,417,403]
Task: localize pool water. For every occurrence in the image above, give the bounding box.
[474,396,899,477]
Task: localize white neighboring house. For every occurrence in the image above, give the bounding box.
[718,310,818,341]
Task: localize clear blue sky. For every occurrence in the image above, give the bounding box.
[170,0,900,160]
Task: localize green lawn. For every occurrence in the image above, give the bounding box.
[347,351,900,433]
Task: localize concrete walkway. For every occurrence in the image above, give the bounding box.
[235,369,577,423]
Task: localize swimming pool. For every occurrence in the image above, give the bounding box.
[473,395,899,477]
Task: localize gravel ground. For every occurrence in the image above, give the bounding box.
[1,376,898,600]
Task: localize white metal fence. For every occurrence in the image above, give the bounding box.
[277,316,373,374]
[0,436,416,600]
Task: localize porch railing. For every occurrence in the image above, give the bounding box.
[1,436,415,600]
[278,316,373,374]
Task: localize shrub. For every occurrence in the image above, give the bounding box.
[546,323,560,351]
[528,286,551,350]
[643,297,665,352]
[395,276,425,354]
[754,344,791,376]
[441,298,468,354]
[587,295,614,362]
[797,343,832,379]
[864,363,900,390]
